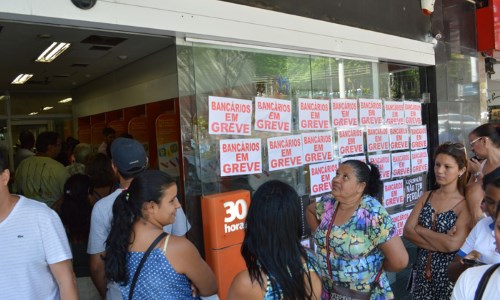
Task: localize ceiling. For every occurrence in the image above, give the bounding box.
[0,20,174,115]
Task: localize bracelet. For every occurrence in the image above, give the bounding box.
[474,172,482,183]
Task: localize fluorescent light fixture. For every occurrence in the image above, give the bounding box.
[58,97,72,103]
[28,112,38,115]
[11,74,33,84]
[42,106,53,111]
[35,42,71,63]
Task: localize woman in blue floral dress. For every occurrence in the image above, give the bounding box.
[307,160,408,300]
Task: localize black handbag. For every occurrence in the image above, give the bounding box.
[326,203,382,300]
[128,232,167,300]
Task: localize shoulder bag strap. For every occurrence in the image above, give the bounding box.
[473,263,500,300]
[129,232,168,300]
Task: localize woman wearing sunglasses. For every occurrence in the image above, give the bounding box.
[467,124,500,224]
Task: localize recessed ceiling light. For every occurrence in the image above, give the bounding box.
[43,106,53,111]
[28,112,38,115]
[58,98,72,103]
[11,74,33,84]
[36,42,71,63]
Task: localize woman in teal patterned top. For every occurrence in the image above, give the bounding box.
[307,160,408,299]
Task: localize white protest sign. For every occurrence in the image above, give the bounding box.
[383,179,405,208]
[267,135,303,171]
[411,149,429,175]
[220,138,261,176]
[302,131,333,164]
[389,126,410,151]
[369,153,392,180]
[299,98,331,130]
[337,128,364,156]
[366,126,390,152]
[392,151,411,178]
[410,125,428,149]
[384,100,405,125]
[391,210,412,236]
[404,101,422,125]
[331,99,358,127]
[209,96,253,135]
[254,97,292,133]
[359,99,383,125]
[309,160,339,195]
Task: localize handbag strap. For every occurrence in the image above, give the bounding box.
[325,202,382,291]
[473,263,500,300]
[129,232,168,300]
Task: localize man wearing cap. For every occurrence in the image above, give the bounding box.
[88,138,190,299]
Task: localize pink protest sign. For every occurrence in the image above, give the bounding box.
[404,101,422,125]
[410,125,428,149]
[411,149,429,175]
[309,160,339,195]
[369,153,391,180]
[383,179,404,208]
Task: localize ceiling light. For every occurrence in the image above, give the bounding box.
[35,42,71,63]
[58,98,72,103]
[43,106,53,111]
[28,112,38,115]
[11,74,33,84]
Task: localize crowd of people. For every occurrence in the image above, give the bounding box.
[2,123,500,299]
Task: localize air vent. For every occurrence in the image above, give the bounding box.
[89,45,112,51]
[53,74,70,78]
[81,35,127,46]
[71,63,89,67]
[0,26,3,33]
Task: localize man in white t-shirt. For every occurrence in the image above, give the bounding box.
[88,137,191,299]
[448,178,500,282]
[0,152,77,299]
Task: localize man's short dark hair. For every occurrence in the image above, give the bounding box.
[35,131,60,153]
[0,150,8,172]
[19,130,35,148]
[102,127,116,137]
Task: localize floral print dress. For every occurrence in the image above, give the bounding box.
[313,194,397,300]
